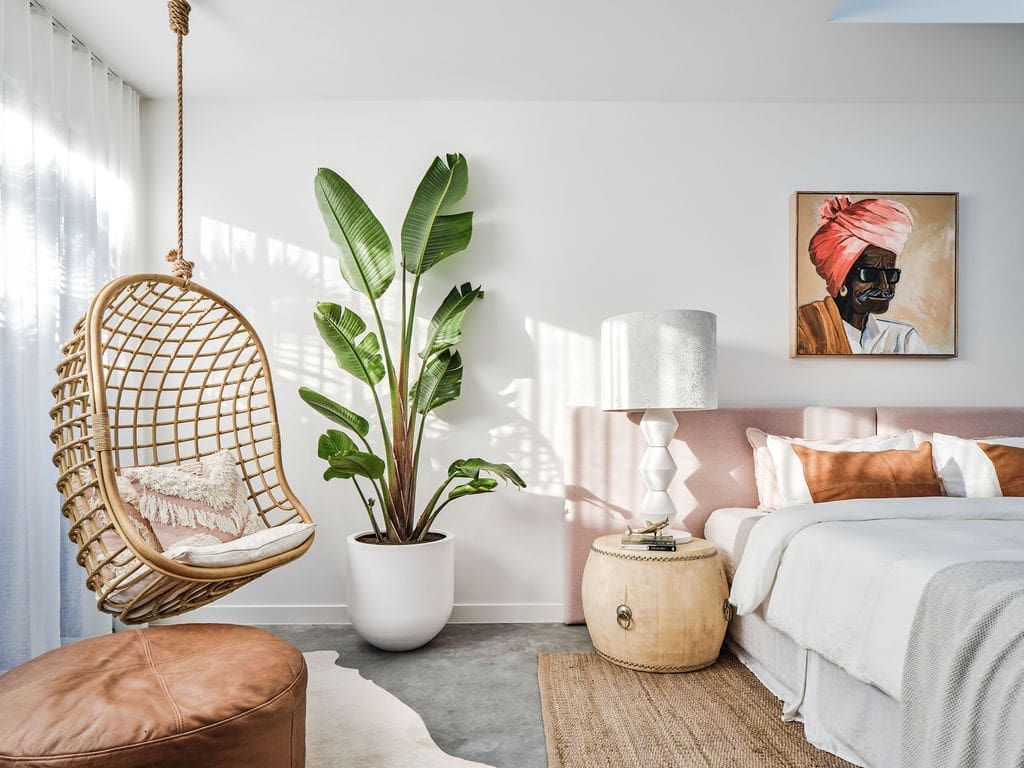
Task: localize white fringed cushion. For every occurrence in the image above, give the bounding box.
[117,450,264,549]
[164,523,315,567]
[931,433,1024,497]
[764,431,915,508]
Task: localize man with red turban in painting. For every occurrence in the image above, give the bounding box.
[796,195,927,355]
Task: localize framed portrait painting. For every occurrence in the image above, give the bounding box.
[792,192,957,357]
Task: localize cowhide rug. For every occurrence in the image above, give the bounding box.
[304,651,494,768]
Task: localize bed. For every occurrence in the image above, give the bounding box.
[563,405,1024,767]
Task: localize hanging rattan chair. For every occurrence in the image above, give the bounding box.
[50,275,313,623]
[47,1,313,624]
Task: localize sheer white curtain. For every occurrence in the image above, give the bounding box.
[0,0,141,670]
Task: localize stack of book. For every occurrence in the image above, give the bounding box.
[619,528,692,551]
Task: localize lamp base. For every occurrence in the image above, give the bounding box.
[638,409,688,533]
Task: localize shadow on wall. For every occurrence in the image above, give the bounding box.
[195,215,576,510]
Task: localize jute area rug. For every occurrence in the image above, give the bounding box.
[304,651,493,768]
[538,652,856,768]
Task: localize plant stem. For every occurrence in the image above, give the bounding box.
[402,271,428,536]
[362,376,395,515]
[412,475,453,539]
[407,345,430,462]
[354,428,393,535]
[416,497,453,542]
[398,267,411,533]
[366,293,399,406]
[393,269,413,540]
[401,262,407,366]
[411,398,430,500]
[361,292,406,533]
[352,479,382,542]
[403,272,423,393]
[367,476,390,535]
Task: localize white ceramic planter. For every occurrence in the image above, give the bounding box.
[346,530,454,652]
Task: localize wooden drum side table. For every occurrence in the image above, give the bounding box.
[582,535,730,673]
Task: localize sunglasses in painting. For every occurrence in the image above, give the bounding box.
[854,267,901,284]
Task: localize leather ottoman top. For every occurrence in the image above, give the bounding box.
[0,624,306,765]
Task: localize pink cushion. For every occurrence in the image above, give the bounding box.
[83,481,160,570]
[117,450,263,550]
[93,495,161,554]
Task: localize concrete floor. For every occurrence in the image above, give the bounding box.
[266,623,593,768]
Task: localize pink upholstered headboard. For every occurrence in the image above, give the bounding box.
[562,405,1024,623]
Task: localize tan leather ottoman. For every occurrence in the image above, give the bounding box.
[0,624,306,768]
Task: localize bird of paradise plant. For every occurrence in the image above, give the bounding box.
[299,154,525,543]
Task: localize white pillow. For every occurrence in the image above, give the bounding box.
[909,429,932,447]
[163,522,315,567]
[766,431,916,508]
[930,433,1024,498]
[745,428,782,511]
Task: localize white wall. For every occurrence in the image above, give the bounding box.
[142,99,1024,622]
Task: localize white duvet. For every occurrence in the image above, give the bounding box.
[730,496,1024,700]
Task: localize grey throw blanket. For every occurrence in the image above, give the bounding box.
[902,560,1024,768]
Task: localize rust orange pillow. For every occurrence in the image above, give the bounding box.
[791,441,943,503]
[978,443,1024,496]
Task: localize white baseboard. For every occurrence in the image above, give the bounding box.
[154,602,564,626]
[449,603,563,623]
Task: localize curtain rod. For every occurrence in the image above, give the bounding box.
[28,0,125,83]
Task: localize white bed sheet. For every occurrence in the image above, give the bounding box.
[703,507,767,580]
[730,496,1024,700]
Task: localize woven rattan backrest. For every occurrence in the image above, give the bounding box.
[50,274,312,622]
[89,276,301,529]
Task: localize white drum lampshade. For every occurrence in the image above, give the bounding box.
[600,310,717,528]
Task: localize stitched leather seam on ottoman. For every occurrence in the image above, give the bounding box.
[138,630,185,733]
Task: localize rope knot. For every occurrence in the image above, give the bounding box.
[168,0,191,36]
[166,249,194,285]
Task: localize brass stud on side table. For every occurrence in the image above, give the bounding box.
[581,534,730,673]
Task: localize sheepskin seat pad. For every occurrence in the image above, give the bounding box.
[0,624,306,768]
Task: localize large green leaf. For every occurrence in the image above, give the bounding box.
[318,429,386,481]
[418,212,473,273]
[326,451,386,481]
[314,302,385,386]
[420,283,484,360]
[448,458,526,488]
[319,429,357,480]
[318,429,357,459]
[401,154,473,275]
[314,167,395,299]
[448,477,498,500]
[411,351,463,414]
[299,387,370,437]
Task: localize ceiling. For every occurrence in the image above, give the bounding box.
[40,0,1024,101]
[831,0,1024,23]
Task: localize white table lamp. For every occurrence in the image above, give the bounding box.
[601,310,717,530]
